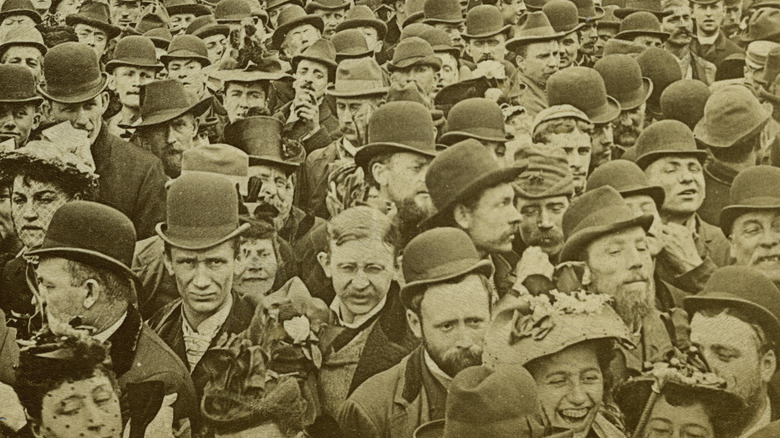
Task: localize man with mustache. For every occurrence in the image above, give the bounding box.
[387,37,441,106]
[543,0,583,69]
[661,0,716,84]
[690,0,742,69]
[339,227,494,438]
[422,0,466,55]
[0,65,39,148]
[211,55,289,124]
[594,54,651,152]
[109,0,141,30]
[271,5,324,62]
[571,0,602,67]
[462,5,519,98]
[165,0,211,36]
[305,0,350,40]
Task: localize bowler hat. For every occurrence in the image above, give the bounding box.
[291,38,338,77]
[740,7,780,43]
[161,34,211,66]
[133,10,169,35]
[402,0,426,27]
[157,173,250,250]
[434,76,492,110]
[543,0,585,34]
[0,64,42,105]
[422,26,460,57]
[27,201,139,283]
[384,82,446,126]
[594,54,653,110]
[39,42,108,104]
[559,185,654,262]
[636,47,682,112]
[186,15,230,39]
[755,46,780,85]
[685,266,780,356]
[105,36,164,74]
[305,0,349,12]
[400,227,494,308]
[597,5,622,29]
[440,98,513,145]
[422,0,464,25]
[136,79,212,127]
[424,139,524,226]
[388,36,442,71]
[145,28,173,49]
[354,101,437,172]
[694,85,770,149]
[270,6,324,51]
[660,79,710,130]
[0,25,47,59]
[634,120,707,169]
[462,5,511,39]
[215,0,252,23]
[180,143,249,195]
[165,0,211,17]
[614,0,671,18]
[602,38,645,56]
[331,29,373,62]
[587,159,665,207]
[506,11,564,49]
[513,144,575,199]
[326,57,388,97]
[66,1,121,40]
[0,0,41,24]
[571,0,605,21]
[547,66,621,124]
[267,0,303,10]
[615,11,669,41]
[719,166,780,235]
[335,5,387,41]
[223,116,300,172]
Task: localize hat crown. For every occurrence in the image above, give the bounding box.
[186,15,219,35]
[563,185,636,238]
[746,7,780,41]
[392,36,436,64]
[277,5,309,27]
[0,24,44,46]
[145,27,173,44]
[332,57,385,91]
[423,0,463,22]
[216,0,252,20]
[660,79,710,130]
[514,145,574,198]
[331,28,369,54]
[182,143,249,177]
[167,34,209,58]
[514,11,559,38]
[620,0,665,13]
[385,82,430,105]
[223,116,285,160]
[42,42,105,102]
[635,119,697,159]
[135,11,168,33]
[402,227,484,285]
[71,0,111,23]
[426,139,501,211]
[729,165,780,205]
[594,54,647,105]
[426,27,454,49]
[547,66,610,119]
[139,79,197,122]
[465,5,506,36]
[696,85,769,148]
[112,35,159,64]
[619,10,663,32]
[367,100,436,149]
[346,4,375,20]
[587,159,654,193]
[543,0,580,32]
[636,47,682,107]
[1,0,36,13]
[446,98,506,134]
[0,64,37,101]
[571,0,601,18]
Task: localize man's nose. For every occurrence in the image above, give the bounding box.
[193,264,212,288]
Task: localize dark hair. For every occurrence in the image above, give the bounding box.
[660,384,743,438]
[11,167,97,201]
[63,259,134,304]
[707,130,759,164]
[324,206,401,259]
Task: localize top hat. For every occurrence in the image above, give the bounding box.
[614,0,671,18]
[559,185,654,262]
[326,57,388,97]
[634,119,707,169]
[354,101,438,173]
[161,34,211,66]
[660,79,710,130]
[105,36,164,74]
[597,4,622,29]
[157,173,250,250]
[615,11,669,41]
[587,159,665,208]
[215,0,252,23]
[719,165,780,235]
[223,116,300,172]
[136,79,212,127]
[0,64,42,105]
[0,0,41,24]
[740,7,780,44]
[685,266,780,356]
[187,15,230,39]
[594,54,653,110]
[571,0,605,21]
[27,201,139,282]
[543,0,585,34]
[291,38,338,78]
[0,25,47,59]
[440,98,512,145]
[165,0,211,17]
[506,11,564,50]
[66,1,121,40]
[461,5,511,39]
[400,227,494,308]
[636,47,682,112]
[513,144,574,199]
[424,139,524,226]
[388,36,442,71]
[39,42,108,104]
[694,85,770,149]
[180,144,249,196]
[422,0,464,25]
[547,66,621,124]
[335,5,388,41]
[331,29,373,61]
[270,5,324,50]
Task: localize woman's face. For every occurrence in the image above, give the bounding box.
[37,372,122,438]
[646,395,715,438]
[529,342,604,437]
[12,176,72,249]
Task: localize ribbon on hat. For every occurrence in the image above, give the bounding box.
[40,121,96,171]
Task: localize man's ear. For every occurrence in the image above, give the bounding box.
[372,161,388,187]
[406,309,423,339]
[453,203,471,230]
[41,99,52,120]
[515,55,525,71]
[192,117,200,139]
[761,349,777,384]
[107,74,117,92]
[31,107,41,132]
[100,91,111,113]
[82,278,101,310]
[316,251,332,278]
[28,418,43,438]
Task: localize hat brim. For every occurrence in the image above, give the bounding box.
[506,31,565,50]
[105,58,164,73]
[693,109,770,149]
[135,95,213,127]
[355,142,438,173]
[167,3,212,17]
[613,8,672,18]
[156,221,250,250]
[589,94,622,124]
[248,155,300,172]
[210,69,290,83]
[0,9,41,24]
[160,51,212,67]
[37,73,109,104]
[422,17,465,25]
[0,40,47,58]
[615,30,670,42]
[635,149,708,170]
[0,95,43,105]
[65,15,122,39]
[305,0,350,12]
[326,83,389,97]
[559,213,654,262]
[719,201,780,235]
[613,76,653,110]
[617,184,666,209]
[336,19,388,41]
[26,246,141,288]
[579,6,606,20]
[400,258,495,308]
[388,55,443,71]
[271,15,325,50]
[414,420,445,438]
[461,25,512,40]
[335,48,375,62]
[439,129,513,145]
[193,23,231,39]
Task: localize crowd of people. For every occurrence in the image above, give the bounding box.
[0,0,778,435]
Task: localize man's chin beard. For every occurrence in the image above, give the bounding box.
[427,342,483,377]
[612,284,654,328]
[396,196,436,246]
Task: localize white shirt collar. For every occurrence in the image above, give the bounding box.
[182,293,233,337]
[94,312,128,343]
[698,33,718,45]
[740,397,772,438]
[424,350,453,389]
[329,295,387,329]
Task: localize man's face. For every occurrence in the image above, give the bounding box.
[0,15,36,32]
[691,311,774,415]
[311,7,347,38]
[247,164,295,222]
[435,52,459,91]
[281,24,321,58]
[46,93,108,144]
[74,23,109,58]
[432,22,466,53]
[585,226,654,325]
[165,241,237,320]
[294,58,330,100]
[321,237,396,323]
[358,26,382,53]
[590,122,614,167]
[466,34,508,64]
[579,23,598,55]
[558,31,580,69]
[224,81,268,123]
[595,27,617,58]
[458,183,521,254]
[54,0,81,20]
[623,194,663,257]
[35,257,88,330]
[546,131,592,194]
[110,0,141,28]
[612,103,646,149]
[516,195,569,257]
[499,0,525,25]
[723,2,741,35]
[336,96,381,144]
[662,5,694,46]
[517,40,560,87]
[390,64,437,96]
[730,210,780,282]
[167,59,206,97]
[0,102,38,146]
[203,34,228,64]
[268,3,295,28]
[12,176,71,249]
[233,238,278,301]
[647,396,715,438]
[632,35,664,48]
[112,65,157,110]
[170,13,197,35]
[1,45,44,81]
[139,113,198,178]
[373,151,432,208]
[644,156,705,218]
[0,187,11,243]
[692,2,724,35]
[410,274,491,377]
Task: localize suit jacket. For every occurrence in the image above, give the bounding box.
[92,125,167,240]
[273,95,342,154]
[297,139,343,219]
[699,159,738,227]
[0,308,18,385]
[691,31,744,68]
[509,72,548,118]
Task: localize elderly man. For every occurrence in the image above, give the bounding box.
[40,42,167,240]
[0,0,41,33]
[30,201,197,431]
[690,0,742,68]
[0,25,46,83]
[339,227,494,438]
[661,0,716,84]
[0,65,39,148]
[387,37,441,105]
[66,1,121,61]
[685,266,780,436]
[271,5,324,61]
[306,0,350,39]
[440,98,513,166]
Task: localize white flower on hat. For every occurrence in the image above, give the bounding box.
[283,315,311,345]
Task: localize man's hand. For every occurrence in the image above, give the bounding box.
[294,91,321,135]
[473,60,506,80]
[660,222,703,273]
